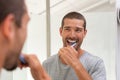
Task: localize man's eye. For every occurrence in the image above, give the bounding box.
[64,28,70,31]
[76,29,82,32]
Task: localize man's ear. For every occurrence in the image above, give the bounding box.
[1,14,15,41]
[59,27,63,36]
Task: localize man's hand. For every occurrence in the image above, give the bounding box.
[18,54,51,80]
[59,47,92,80]
[58,46,80,68]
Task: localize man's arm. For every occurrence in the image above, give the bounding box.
[19,54,51,80]
[71,59,93,80]
[59,46,92,80]
[90,59,106,80]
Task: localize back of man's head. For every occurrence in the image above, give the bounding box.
[0,0,26,27]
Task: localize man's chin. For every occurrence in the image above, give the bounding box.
[4,65,17,71]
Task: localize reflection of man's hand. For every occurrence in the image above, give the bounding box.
[58,46,79,68]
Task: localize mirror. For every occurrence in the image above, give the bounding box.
[50,0,116,80]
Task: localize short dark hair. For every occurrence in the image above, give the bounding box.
[61,12,86,30]
[0,0,26,27]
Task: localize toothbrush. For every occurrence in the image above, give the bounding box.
[19,55,27,65]
[71,42,76,47]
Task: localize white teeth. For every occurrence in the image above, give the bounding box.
[68,40,76,43]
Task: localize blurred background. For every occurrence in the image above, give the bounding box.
[1,0,119,80]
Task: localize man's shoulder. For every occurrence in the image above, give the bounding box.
[82,51,104,67]
[43,54,58,64]
[83,51,102,61]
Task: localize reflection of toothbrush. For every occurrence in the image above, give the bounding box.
[71,43,76,47]
[19,55,27,65]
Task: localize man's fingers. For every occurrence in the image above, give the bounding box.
[18,54,40,69]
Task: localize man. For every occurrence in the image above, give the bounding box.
[43,12,106,80]
[0,0,50,80]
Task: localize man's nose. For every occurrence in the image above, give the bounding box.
[69,30,76,38]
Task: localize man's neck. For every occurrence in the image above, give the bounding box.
[77,48,84,58]
[0,51,5,70]
[0,43,7,70]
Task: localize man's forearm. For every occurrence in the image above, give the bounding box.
[72,61,92,80]
[31,64,51,80]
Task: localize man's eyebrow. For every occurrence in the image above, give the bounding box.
[76,27,84,29]
[63,26,84,29]
[63,26,71,28]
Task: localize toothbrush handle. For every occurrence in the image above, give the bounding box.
[71,43,76,47]
[19,55,27,65]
